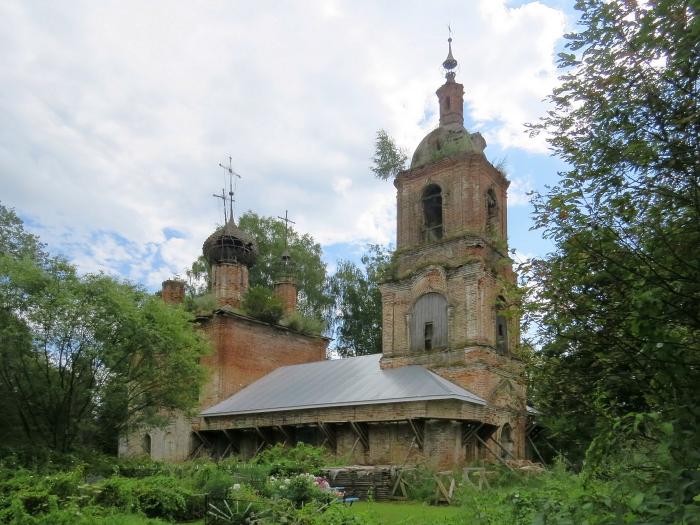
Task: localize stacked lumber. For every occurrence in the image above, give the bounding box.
[322,465,397,501]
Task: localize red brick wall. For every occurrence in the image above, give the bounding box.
[199,313,327,409]
[162,280,185,305]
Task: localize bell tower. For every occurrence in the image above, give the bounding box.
[379,38,525,420]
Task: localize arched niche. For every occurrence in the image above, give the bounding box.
[141,433,151,457]
[410,292,448,351]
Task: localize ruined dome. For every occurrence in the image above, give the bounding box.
[202,219,259,267]
[410,123,486,170]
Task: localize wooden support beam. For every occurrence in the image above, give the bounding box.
[193,430,212,448]
[527,435,546,465]
[276,425,291,446]
[462,422,485,446]
[473,433,514,471]
[487,435,515,460]
[222,429,240,454]
[407,419,424,450]
[317,422,336,450]
[349,422,369,450]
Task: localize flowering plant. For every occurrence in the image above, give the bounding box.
[265,473,335,507]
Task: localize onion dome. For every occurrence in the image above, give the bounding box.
[202,219,259,267]
[411,126,486,169]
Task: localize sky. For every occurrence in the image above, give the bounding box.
[0,0,575,288]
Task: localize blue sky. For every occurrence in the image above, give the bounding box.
[0,0,578,287]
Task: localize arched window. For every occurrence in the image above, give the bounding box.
[500,423,514,458]
[141,434,151,456]
[496,295,508,354]
[411,292,448,351]
[486,188,498,231]
[422,184,443,242]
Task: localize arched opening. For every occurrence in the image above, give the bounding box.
[141,434,151,456]
[486,188,498,232]
[410,292,448,351]
[496,295,508,354]
[422,184,443,242]
[500,423,514,459]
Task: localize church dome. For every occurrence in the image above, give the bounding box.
[202,219,259,267]
[410,123,486,170]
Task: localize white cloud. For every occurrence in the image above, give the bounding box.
[508,174,535,207]
[0,0,569,286]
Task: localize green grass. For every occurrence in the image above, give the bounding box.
[351,501,464,524]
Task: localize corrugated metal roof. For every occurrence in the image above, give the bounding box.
[201,353,486,417]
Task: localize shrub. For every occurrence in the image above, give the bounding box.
[281,311,325,336]
[253,443,330,476]
[93,475,198,521]
[265,473,334,508]
[242,286,284,324]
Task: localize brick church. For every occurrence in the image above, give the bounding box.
[119,39,531,468]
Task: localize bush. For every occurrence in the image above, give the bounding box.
[265,473,334,508]
[253,443,330,476]
[242,286,284,324]
[94,475,198,521]
[281,311,325,336]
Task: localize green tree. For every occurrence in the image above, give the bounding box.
[371,129,408,180]
[242,285,285,324]
[327,245,391,357]
[525,0,699,462]
[237,212,331,320]
[0,205,211,453]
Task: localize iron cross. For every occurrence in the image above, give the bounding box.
[277,210,296,248]
[218,156,242,222]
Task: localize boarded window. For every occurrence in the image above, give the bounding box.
[496,295,508,354]
[500,423,514,458]
[411,293,448,351]
[487,189,498,231]
[422,184,443,241]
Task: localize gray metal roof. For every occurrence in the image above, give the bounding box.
[201,353,486,417]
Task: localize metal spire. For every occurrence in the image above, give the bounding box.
[443,27,458,81]
[218,156,242,223]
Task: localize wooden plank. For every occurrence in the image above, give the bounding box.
[276,425,291,445]
[487,435,515,460]
[349,422,369,450]
[527,435,547,465]
[474,434,513,471]
[462,422,485,446]
[222,429,240,454]
[407,419,424,450]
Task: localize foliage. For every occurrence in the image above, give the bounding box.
[93,475,198,521]
[281,311,326,336]
[242,285,285,324]
[265,473,334,508]
[326,245,391,357]
[370,130,408,180]
[0,205,210,453]
[523,0,700,465]
[252,443,330,476]
[239,212,331,321]
[185,292,217,316]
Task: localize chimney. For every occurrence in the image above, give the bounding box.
[162,279,185,305]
